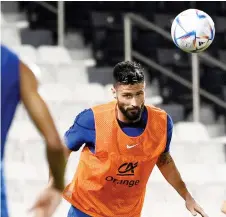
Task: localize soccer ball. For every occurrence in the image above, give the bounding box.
[171,9,215,53]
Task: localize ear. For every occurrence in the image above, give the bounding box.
[111,87,116,98]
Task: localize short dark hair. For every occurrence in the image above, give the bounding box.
[113,61,144,86]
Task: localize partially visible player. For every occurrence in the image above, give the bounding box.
[49,61,208,217]
[222,201,226,214]
[1,44,66,217]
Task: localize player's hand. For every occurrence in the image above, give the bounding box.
[185,196,208,217]
[222,201,226,214]
[29,186,62,217]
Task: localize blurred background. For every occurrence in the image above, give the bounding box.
[1,1,226,217]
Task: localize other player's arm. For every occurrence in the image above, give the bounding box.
[48,109,95,184]
[222,201,226,214]
[20,60,66,191]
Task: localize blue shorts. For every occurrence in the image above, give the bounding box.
[68,205,90,217]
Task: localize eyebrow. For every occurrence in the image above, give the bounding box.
[121,90,144,95]
[122,92,132,95]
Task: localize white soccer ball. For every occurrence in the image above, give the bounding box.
[171,9,215,53]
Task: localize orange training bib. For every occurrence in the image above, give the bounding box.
[63,101,167,217]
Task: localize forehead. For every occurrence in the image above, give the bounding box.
[116,83,145,93]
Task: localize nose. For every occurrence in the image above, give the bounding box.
[131,97,139,107]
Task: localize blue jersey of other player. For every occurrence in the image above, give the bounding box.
[1,44,20,217]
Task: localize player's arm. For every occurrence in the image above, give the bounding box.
[48,145,71,187]
[156,115,190,199]
[156,153,208,217]
[156,152,191,200]
[48,109,95,184]
[19,60,66,191]
[222,201,226,214]
[156,115,208,216]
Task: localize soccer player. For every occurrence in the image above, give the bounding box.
[1,44,66,217]
[57,61,208,217]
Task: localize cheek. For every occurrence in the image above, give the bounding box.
[117,95,127,103]
[140,95,145,103]
[136,95,145,104]
[117,97,131,108]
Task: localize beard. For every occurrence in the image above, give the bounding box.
[118,101,145,122]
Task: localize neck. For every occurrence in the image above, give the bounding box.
[116,105,140,123]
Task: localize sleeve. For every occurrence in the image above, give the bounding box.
[163,114,173,153]
[1,45,20,87]
[64,108,96,151]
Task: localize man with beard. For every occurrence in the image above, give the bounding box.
[59,61,208,217]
